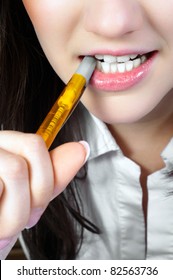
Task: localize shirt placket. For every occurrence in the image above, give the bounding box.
[147,171,173,259]
[116,154,146,259]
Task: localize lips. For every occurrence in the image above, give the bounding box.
[82,51,157,92]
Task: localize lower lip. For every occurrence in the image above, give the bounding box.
[90,52,157,92]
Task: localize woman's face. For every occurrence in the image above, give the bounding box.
[22,0,173,124]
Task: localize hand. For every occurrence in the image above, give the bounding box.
[0,131,89,243]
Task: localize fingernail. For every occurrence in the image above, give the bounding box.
[26,208,43,229]
[0,238,13,250]
[79,141,90,163]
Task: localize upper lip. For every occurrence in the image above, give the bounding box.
[80,48,157,57]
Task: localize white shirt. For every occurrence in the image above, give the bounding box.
[75,107,173,259]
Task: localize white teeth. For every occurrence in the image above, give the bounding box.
[117,55,131,63]
[95,54,139,63]
[129,54,138,60]
[95,54,104,61]
[125,61,134,72]
[110,63,117,73]
[117,63,126,73]
[141,55,147,63]
[101,62,110,73]
[133,58,141,68]
[103,55,117,63]
[97,61,102,71]
[95,53,147,74]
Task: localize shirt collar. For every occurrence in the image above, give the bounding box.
[161,138,173,172]
[81,106,119,160]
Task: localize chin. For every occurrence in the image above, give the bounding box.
[90,108,149,125]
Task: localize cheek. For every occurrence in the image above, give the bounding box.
[144,1,173,40]
[22,0,77,80]
[23,1,59,31]
[22,0,81,33]
[22,0,82,60]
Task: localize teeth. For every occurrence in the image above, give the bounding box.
[95,54,104,61]
[117,63,126,73]
[101,62,110,73]
[95,54,139,63]
[103,55,117,63]
[97,61,102,71]
[110,63,117,73]
[95,53,147,74]
[134,58,141,68]
[129,54,138,60]
[117,56,131,63]
[141,55,147,63]
[125,61,134,72]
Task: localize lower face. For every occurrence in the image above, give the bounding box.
[22,0,173,124]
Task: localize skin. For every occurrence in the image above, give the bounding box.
[0,132,87,240]
[22,0,173,124]
[21,0,173,167]
[1,0,173,243]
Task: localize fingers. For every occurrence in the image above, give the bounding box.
[0,131,54,238]
[0,130,90,241]
[0,148,31,237]
[0,131,54,209]
[0,235,19,259]
[50,141,90,199]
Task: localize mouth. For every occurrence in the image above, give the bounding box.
[82,50,157,91]
[94,52,153,74]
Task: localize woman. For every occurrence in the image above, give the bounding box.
[1,0,173,259]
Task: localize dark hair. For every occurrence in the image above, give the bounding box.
[0,0,100,259]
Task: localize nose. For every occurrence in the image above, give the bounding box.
[83,0,143,39]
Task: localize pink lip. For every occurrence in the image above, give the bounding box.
[89,51,157,92]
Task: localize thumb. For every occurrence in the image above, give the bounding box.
[50,141,90,199]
